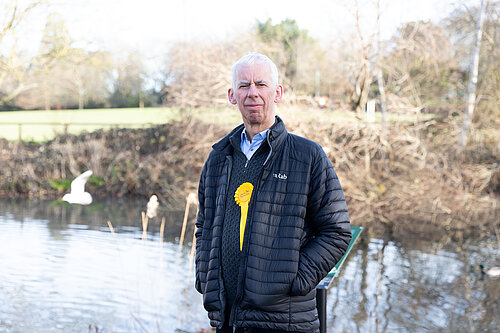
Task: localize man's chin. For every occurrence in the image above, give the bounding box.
[246,116,264,124]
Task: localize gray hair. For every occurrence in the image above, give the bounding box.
[231,52,279,91]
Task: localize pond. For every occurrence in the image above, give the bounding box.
[0,198,498,332]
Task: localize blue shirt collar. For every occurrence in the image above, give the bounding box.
[240,128,268,160]
[241,128,268,144]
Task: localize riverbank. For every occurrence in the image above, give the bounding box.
[1,114,498,242]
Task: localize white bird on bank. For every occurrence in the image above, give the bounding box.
[62,170,93,205]
[146,194,159,218]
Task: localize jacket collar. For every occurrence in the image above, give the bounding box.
[267,115,287,150]
[212,116,287,153]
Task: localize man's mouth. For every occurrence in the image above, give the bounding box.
[245,104,262,110]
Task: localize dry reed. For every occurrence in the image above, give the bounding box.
[107,220,116,236]
[178,193,198,250]
[160,217,165,242]
[141,211,148,240]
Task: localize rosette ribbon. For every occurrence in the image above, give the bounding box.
[234,182,254,251]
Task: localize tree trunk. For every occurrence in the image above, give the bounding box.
[139,88,144,109]
[355,63,371,114]
[376,0,387,141]
[44,84,50,110]
[460,0,486,147]
[377,69,387,139]
[353,0,371,115]
[76,75,85,110]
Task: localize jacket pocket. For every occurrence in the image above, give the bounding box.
[290,269,311,296]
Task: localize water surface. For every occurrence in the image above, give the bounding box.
[0,198,498,332]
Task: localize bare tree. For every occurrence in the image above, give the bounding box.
[351,0,373,114]
[375,0,387,138]
[0,0,46,106]
[32,12,72,110]
[341,0,388,114]
[0,0,45,45]
[459,0,487,147]
[164,35,262,110]
[109,52,147,108]
[66,49,113,109]
[15,12,113,110]
[382,21,459,115]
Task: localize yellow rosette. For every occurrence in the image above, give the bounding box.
[234,182,254,251]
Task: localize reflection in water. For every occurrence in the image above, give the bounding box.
[0,198,203,333]
[328,238,500,332]
[0,198,499,332]
[0,197,191,243]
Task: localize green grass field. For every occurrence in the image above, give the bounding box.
[0,108,181,142]
[0,106,433,142]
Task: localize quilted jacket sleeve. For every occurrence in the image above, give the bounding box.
[194,162,207,294]
[290,147,351,296]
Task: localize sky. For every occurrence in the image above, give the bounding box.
[10,0,477,58]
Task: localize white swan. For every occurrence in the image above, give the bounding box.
[62,170,93,205]
[146,194,159,218]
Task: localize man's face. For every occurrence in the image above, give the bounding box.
[228,62,283,129]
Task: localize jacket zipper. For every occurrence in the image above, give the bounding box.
[229,135,275,327]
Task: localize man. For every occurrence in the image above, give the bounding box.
[195,52,351,333]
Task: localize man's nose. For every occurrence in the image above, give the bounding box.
[247,84,258,97]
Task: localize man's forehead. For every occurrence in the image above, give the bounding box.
[236,63,272,80]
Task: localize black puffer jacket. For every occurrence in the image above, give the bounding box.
[195,116,351,332]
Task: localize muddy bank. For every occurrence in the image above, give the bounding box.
[291,118,499,243]
[1,117,498,242]
[0,118,225,208]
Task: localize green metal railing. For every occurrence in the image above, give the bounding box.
[316,226,363,333]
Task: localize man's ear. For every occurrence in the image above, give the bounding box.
[228,88,237,105]
[274,84,283,103]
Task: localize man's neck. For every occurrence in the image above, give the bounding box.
[243,127,265,144]
[244,119,274,142]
